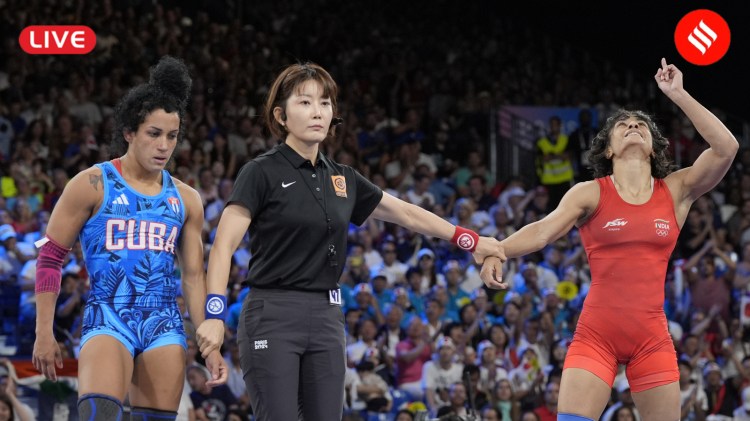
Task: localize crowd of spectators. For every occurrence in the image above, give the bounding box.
[1,0,750,420]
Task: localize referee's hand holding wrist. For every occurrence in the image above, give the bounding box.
[197,318,226,359]
[471,236,506,263]
[197,294,228,357]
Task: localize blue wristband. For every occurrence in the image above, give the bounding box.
[205,294,227,320]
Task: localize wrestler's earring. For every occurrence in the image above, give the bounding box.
[605,150,613,159]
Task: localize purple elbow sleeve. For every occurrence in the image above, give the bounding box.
[34,237,70,295]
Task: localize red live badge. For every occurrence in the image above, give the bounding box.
[19,25,96,55]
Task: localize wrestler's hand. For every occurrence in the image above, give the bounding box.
[205,349,229,387]
[478,255,508,290]
[655,58,685,99]
[32,332,63,381]
[196,319,225,359]
[472,236,507,289]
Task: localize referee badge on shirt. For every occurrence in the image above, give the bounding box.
[331,175,347,198]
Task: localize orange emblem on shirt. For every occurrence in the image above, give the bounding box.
[331,175,347,198]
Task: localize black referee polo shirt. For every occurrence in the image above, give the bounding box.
[228,143,383,291]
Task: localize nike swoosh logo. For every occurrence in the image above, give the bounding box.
[282,181,296,188]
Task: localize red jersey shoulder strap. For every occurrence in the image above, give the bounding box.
[112,158,123,175]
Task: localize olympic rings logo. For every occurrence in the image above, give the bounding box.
[656,229,669,237]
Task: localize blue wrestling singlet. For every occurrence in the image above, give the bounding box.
[79,161,187,356]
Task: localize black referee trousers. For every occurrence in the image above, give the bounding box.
[238,288,345,420]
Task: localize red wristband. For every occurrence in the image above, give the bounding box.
[451,226,478,252]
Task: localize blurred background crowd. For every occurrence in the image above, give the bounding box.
[1,0,750,420]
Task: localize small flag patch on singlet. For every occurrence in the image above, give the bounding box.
[168,197,180,214]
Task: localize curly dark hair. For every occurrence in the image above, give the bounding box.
[587,109,675,179]
[110,56,192,155]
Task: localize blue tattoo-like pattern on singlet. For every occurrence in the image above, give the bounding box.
[79,161,186,355]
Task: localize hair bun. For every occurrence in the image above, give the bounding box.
[149,56,192,105]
